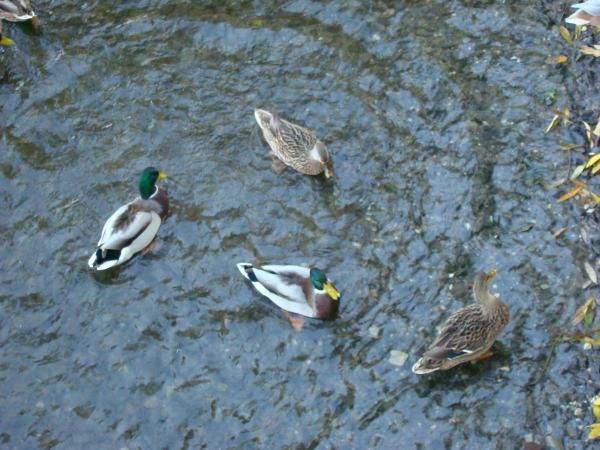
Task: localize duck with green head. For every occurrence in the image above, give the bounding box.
[88,167,169,271]
[412,269,509,374]
[0,0,38,45]
[237,263,341,320]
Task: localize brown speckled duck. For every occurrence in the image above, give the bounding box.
[412,269,509,374]
[0,0,37,45]
[237,263,341,320]
[254,109,334,178]
[88,167,169,271]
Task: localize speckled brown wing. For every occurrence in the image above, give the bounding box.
[273,118,324,175]
[427,304,495,356]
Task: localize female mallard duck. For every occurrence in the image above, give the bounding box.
[237,263,341,320]
[412,269,509,374]
[566,0,600,27]
[254,109,334,178]
[88,167,169,271]
[0,0,37,45]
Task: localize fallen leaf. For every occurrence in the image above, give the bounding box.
[573,297,596,325]
[584,122,594,148]
[561,143,585,150]
[585,154,600,169]
[589,423,600,440]
[558,184,585,202]
[585,262,599,284]
[368,325,381,338]
[550,55,568,64]
[559,25,573,45]
[575,24,583,40]
[388,350,408,367]
[545,115,561,133]
[594,397,600,421]
[581,45,600,57]
[594,116,600,137]
[581,337,600,345]
[553,227,568,238]
[571,163,586,180]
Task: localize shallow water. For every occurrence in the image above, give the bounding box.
[1,1,598,448]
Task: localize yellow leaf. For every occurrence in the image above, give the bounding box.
[585,262,598,285]
[559,25,573,45]
[592,162,600,175]
[581,45,600,57]
[585,154,600,169]
[581,337,600,345]
[571,164,586,180]
[590,424,600,440]
[573,297,596,325]
[584,122,594,148]
[545,115,561,133]
[575,25,582,40]
[551,55,568,64]
[594,116,600,137]
[558,184,584,202]
[561,143,585,150]
[553,227,568,238]
[594,397,600,421]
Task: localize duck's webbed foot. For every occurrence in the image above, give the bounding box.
[282,310,304,331]
[271,156,287,174]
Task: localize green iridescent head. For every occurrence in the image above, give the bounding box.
[310,268,341,300]
[139,167,167,199]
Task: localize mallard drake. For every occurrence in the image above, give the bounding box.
[237,263,341,319]
[412,269,509,374]
[0,0,37,45]
[88,167,169,271]
[566,0,600,27]
[254,109,334,178]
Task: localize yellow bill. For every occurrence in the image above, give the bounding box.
[158,171,168,180]
[323,281,341,300]
[0,37,14,46]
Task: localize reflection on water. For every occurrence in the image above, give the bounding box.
[0,1,595,448]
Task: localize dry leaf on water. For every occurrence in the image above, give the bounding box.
[584,261,598,284]
[572,297,596,326]
[550,55,568,64]
[590,423,600,441]
[558,184,585,202]
[388,350,408,367]
[585,154,600,169]
[561,143,585,150]
[545,115,561,133]
[552,227,568,238]
[559,25,573,45]
[584,122,594,148]
[581,45,600,57]
[594,397,600,421]
[571,164,586,180]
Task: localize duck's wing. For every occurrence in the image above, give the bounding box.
[97,202,158,251]
[237,263,315,317]
[0,0,35,20]
[426,304,492,358]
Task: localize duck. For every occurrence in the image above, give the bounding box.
[88,167,169,271]
[0,0,37,45]
[254,109,334,178]
[237,263,341,320]
[412,269,509,374]
[566,0,600,27]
